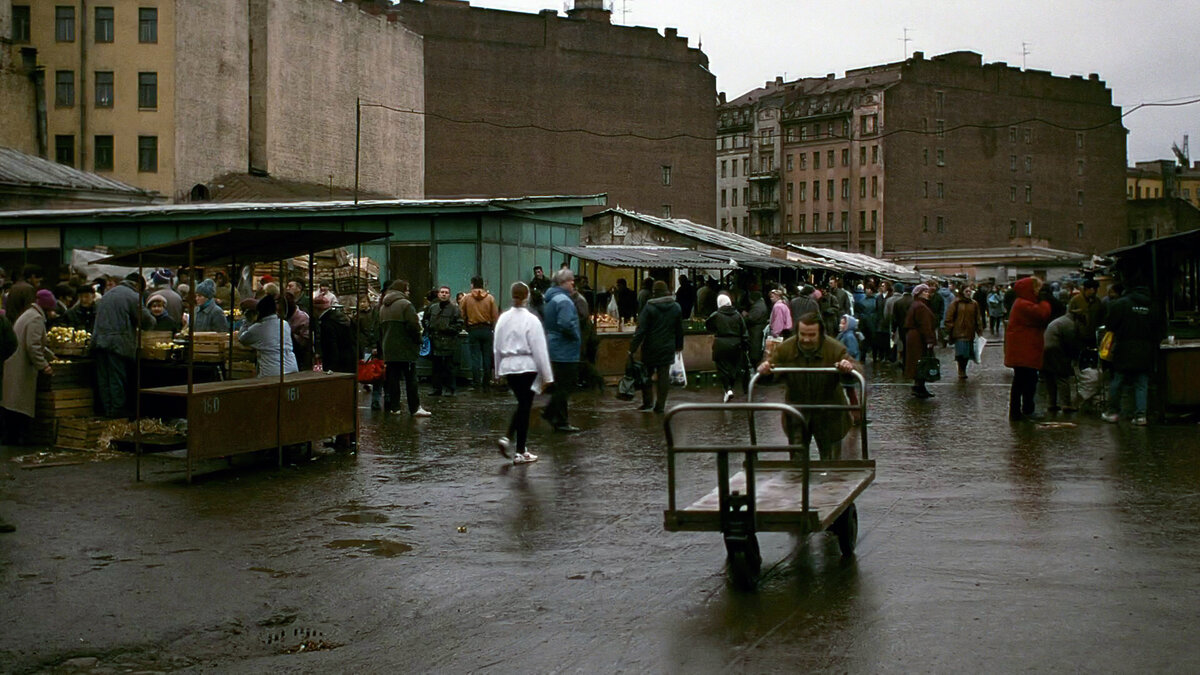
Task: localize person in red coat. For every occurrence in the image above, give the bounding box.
[1004,276,1053,420]
[903,284,939,398]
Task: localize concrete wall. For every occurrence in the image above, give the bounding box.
[0,2,36,153]
[258,0,423,197]
[175,0,248,200]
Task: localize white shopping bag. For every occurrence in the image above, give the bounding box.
[973,335,987,363]
[669,351,687,387]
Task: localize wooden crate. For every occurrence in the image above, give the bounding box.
[56,417,109,450]
[36,387,95,419]
[50,344,89,358]
[38,359,95,391]
[141,331,175,348]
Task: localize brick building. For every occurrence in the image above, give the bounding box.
[4,0,423,201]
[392,0,715,223]
[717,51,1127,257]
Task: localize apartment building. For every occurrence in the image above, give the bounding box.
[5,0,423,201]
[717,51,1127,256]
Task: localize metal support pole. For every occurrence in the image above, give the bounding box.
[186,241,196,484]
[354,98,361,205]
[135,253,143,481]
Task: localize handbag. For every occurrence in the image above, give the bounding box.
[357,356,386,383]
[419,334,431,357]
[916,354,942,382]
[616,356,645,401]
[669,351,688,387]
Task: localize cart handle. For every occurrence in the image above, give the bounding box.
[746,367,869,461]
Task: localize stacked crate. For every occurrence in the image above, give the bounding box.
[191,332,228,363]
[32,359,96,444]
[56,417,109,451]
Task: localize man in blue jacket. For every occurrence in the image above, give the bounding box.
[542,268,581,432]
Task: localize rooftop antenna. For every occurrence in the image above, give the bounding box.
[1172,135,1189,166]
[899,27,912,59]
[618,0,631,25]
[1021,41,1031,70]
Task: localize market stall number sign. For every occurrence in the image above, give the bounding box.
[287,387,300,401]
[203,396,220,414]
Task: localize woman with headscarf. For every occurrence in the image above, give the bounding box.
[493,282,554,464]
[237,295,298,378]
[2,290,56,444]
[707,292,749,403]
[903,283,939,399]
[767,287,792,338]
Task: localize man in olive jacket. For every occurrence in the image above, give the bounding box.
[629,280,684,413]
[379,280,429,417]
[757,311,859,460]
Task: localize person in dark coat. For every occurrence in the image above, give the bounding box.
[856,286,878,364]
[65,284,98,332]
[945,287,983,379]
[707,293,749,402]
[379,280,429,417]
[891,285,914,364]
[422,285,463,396]
[636,276,655,313]
[903,284,939,399]
[1004,277,1053,421]
[91,274,154,418]
[614,278,638,323]
[788,284,819,333]
[314,293,355,374]
[146,294,181,334]
[542,269,582,431]
[1042,310,1084,412]
[676,275,696,320]
[1101,285,1158,425]
[629,280,684,413]
[743,290,769,371]
[4,264,42,323]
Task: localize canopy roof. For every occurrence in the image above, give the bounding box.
[98,228,391,267]
[554,245,739,270]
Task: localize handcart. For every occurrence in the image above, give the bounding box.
[662,368,874,590]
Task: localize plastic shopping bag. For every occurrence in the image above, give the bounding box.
[973,335,987,363]
[669,351,687,387]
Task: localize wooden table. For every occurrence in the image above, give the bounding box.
[138,370,356,481]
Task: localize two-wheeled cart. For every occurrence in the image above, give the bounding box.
[662,368,874,590]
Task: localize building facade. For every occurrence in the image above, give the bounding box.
[5,0,423,201]
[392,0,715,224]
[717,51,1127,257]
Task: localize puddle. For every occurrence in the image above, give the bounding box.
[325,539,413,557]
[334,513,389,524]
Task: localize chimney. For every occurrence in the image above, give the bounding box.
[567,0,611,23]
[718,92,726,104]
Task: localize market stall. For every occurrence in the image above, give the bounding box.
[99,228,390,482]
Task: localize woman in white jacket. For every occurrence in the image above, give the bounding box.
[493,282,554,464]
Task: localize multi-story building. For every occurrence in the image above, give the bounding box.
[1125,159,1200,246]
[392,0,715,224]
[717,51,1127,256]
[5,0,423,201]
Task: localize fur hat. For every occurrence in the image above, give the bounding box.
[912,284,931,296]
[35,289,57,310]
[256,294,277,319]
[196,278,216,299]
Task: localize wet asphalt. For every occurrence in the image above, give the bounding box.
[2,341,1200,673]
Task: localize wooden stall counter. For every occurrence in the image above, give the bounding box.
[595,330,715,377]
[1159,338,1200,408]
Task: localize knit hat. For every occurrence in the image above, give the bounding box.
[146,293,168,308]
[894,283,906,294]
[35,289,56,310]
[257,294,277,319]
[151,268,173,285]
[811,289,823,301]
[312,291,333,311]
[912,284,930,296]
[196,278,216,299]
[652,280,670,298]
[261,273,274,284]
[716,293,732,308]
[239,298,259,314]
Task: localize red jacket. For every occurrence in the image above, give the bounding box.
[1004,277,1052,369]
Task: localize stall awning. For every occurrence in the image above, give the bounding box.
[97,228,391,267]
[699,249,812,270]
[787,244,920,281]
[554,245,740,270]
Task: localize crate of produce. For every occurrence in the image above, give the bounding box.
[56,417,110,450]
[38,359,96,391]
[140,331,175,348]
[45,326,91,358]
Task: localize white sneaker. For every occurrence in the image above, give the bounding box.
[723,389,734,403]
[497,436,512,458]
[1101,411,1119,423]
[413,407,432,418]
[514,451,538,464]
[1132,414,1148,426]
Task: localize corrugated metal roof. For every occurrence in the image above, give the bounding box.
[555,245,740,270]
[0,146,157,196]
[593,208,779,257]
[787,244,921,280]
[886,246,1089,265]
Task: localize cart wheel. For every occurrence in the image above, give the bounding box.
[832,504,858,557]
[726,536,762,591]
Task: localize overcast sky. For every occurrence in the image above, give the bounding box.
[465,0,1199,165]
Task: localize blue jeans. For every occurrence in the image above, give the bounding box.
[95,349,134,419]
[1107,370,1149,416]
[466,326,494,386]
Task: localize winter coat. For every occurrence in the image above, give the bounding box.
[317,308,356,373]
[1105,287,1158,373]
[91,280,154,359]
[706,305,748,363]
[935,287,954,322]
[65,303,97,332]
[1004,277,1053,370]
[903,297,938,379]
[1042,314,1082,377]
[987,291,1005,318]
[542,285,581,363]
[378,290,421,363]
[422,300,463,356]
[2,305,52,418]
[615,286,638,321]
[744,297,769,362]
[151,313,181,334]
[769,299,793,337]
[1067,293,1103,344]
[459,288,499,328]
[493,306,555,393]
[892,293,914,335]
[837,314,860,361]
[0,313,17,381]
[239,317,299,377]
[945,298,983,341]
[630,295,684,368]
[676,281,696,319]
[288,308,312,371]
[193,298,229,333]
[766,334,855,442]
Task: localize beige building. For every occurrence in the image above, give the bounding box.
[0,1,37,153]
[6,0,423,201]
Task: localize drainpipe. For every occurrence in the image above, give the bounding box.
[22,48,47,157]
[79,0,88,169]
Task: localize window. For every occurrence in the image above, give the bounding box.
[786,154,793,172]
[923,181,928,198]
[1076,132,1084,150]
[826,122,834,138]
[743,187,749,205]
[936,149,945,167]
[871,210,877,231]
[787,183,794,202]
[871,175,878,198]
[1023,128,1031,143]
[936,216,945,233]
[799,182,807,202]
[1127,185,1134,199]
[661,205,671,219]
[55,6,75,41]
[55,71,74,107]
[1186,189,1192,199]
[840,211,848,231]
[800,127,809,141]
[731,190,737,207]
[936,182,944,198]
[1010,220,1017,237]
[1009,127,1017,143]
[95,7,114,42]
[1024,156,1032,172]
[841,149,849,166]
[138,135,157,172]
[732,161,737,178]
[923,148,929,166]
[760,155,772,172]
[935,119,945,138]
[799,153,807,170]
[859,177,866,198]
[786,214,793,232]
[1010,155,1017,171]
[1077,190,1084,206]
[812,181,819,200]
[861,114,878,136]
[1077,222,1084,239]
[1025,185,1032,203]
[1077,160,1085,176]
[860,147,867,165]
[661,165,671,186]
[826,179,834,201]
[720,217,727,230]
[55,135,75,166]
[743,158,750,175]
[922,216,929,233]
[1010,186,1017,202]
[720,190,727,208]
[798,214,806,233]
[826,150,834,167]
[785,128,795,142]
[872,145,879,163]
[841,178,849,199]
[1026,221,1034,236]
[859,211,866,231]
[12,5,31,42]
[138,72,157,108]
[761,129,773,145]
[720,160,726,178]
[813,152,820,169]
[841,120,850,138]
[935,90,945,112]
[94,71,114,107]
[732,217,738,230]
[1154,187,1160,197]
[94,135,113,171]
[139,7,158,43]
[827,212,834,230]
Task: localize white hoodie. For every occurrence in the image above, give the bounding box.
[493,305,555,393]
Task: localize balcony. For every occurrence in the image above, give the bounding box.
[748,169,778,182]
[747,199,779,213]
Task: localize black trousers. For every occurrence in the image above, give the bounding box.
[714,355,741,393]
[642,363,671,412]
[545,361,578,426]
[430,354,456,393]
[506,371,537,452]
[1010,366,1039,416]
[385,360,420,413]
